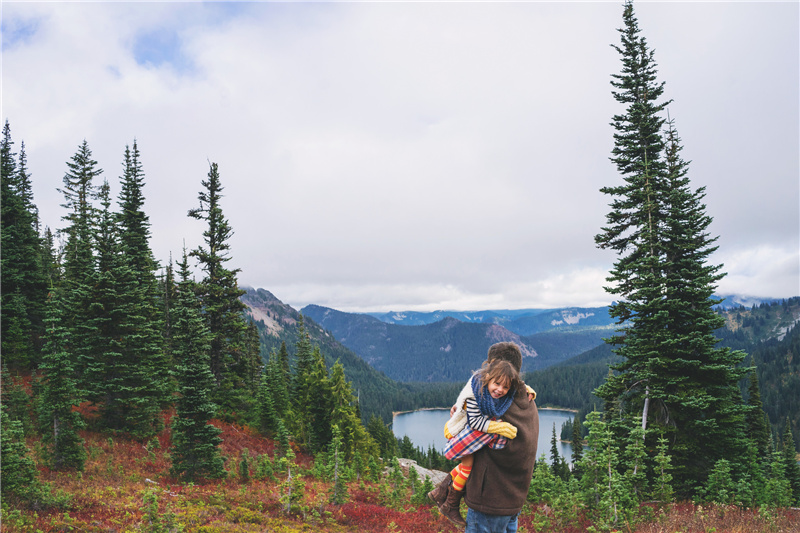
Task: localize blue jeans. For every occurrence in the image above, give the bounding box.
[464,508,519,533]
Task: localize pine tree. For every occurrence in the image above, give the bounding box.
[595,0,747,496]
[169,250,226,481]
[188,162,259,415]
[37,292,86,471]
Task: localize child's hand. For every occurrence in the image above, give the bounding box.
[525,384,536,402]
[450,405,457,417]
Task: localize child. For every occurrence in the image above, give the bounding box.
[428,357,534,527]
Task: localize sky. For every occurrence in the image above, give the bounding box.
[2,1,798,313]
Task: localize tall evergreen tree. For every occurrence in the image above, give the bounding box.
[58,140,102,394]
[87,181,163,436]
[594,0,747,496]
[37,292,86,471]
[169,250,226,481]
[745,368,771,460]
[188,162,259,414]
[116,141,170,403]
[1,123,47,368]
[307,346,334,452]
[781,419,800,504]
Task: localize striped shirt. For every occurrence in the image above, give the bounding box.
[465,396,495,432]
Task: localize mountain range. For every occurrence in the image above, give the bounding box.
[301,304,613,381]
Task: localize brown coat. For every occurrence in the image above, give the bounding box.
[463,386,539,516]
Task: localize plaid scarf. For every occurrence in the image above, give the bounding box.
[471,374,514,418]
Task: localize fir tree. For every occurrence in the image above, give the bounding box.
[307,346,334,452]
[37,292,86,471]
[571,413,584,477]
[169,250,226,481]
[595,0,748,496]
[115,141,170,405]
[58,140,102,395]
[745,368,771,460]
[781,419,800,504]
[188,162,259,415]
[1,410,39,503]
[1,123,47,369]
[88,181,163,436]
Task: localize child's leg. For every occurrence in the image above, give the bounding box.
[450,454,473,492]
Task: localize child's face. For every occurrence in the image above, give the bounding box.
[488,378,510,399]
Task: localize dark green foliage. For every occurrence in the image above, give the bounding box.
[745,368,772,460]
[549,424,570,480]
[188,162,259,416]
[570,414,584,477]
[37,292,86,471]
[1,410,38,503]
[367,415,397,459]
[115,141,171,409]
[1,123,48,369]
[169,251,226,482]
[86,180,163,437]
[595,0,749,497]
[781,420,800,504]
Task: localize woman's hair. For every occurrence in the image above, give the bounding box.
[477,358,522,395]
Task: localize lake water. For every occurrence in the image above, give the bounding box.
[393,408,574,464]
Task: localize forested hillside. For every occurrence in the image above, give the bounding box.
[302,304,539,381]
[242,288,457,423]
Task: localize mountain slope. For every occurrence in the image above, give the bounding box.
[241,287,412,423]
[301,304,538,382]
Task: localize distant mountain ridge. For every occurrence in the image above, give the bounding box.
[301,304,539,382]
[367,306,613,336]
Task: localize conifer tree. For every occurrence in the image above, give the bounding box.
[651,435,673,503]
[307,346,334,452]
[188,162,259,414]
[116,141,170,404]
[595,0,747,496]
[58,140,102,394]
[1,410,38,503]
[87,181,163,436]
[781,419,800,504]
[1,123,47,369]
[571,414,584,477]
[329,361,365,460]
[37,292,86,471]
[746,368,771,460]
[169,250,226,481]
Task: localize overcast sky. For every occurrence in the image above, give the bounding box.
[2,1,798,313]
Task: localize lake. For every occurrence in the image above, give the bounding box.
[393,407,574,464]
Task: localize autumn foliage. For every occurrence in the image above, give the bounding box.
[2,412,799,533]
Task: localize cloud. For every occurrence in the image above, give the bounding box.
[2,1,797,312]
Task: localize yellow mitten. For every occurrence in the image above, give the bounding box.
[525,384,537,401]
[486,420,518,439]
[444,423,454,440]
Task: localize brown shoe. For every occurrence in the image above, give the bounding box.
[427,475,451,507]
[439,485,466,527]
